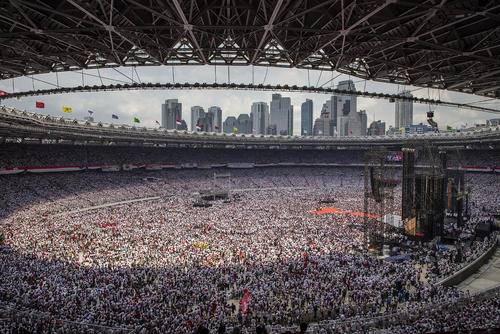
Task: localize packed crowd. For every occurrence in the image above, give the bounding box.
[305,287,500,334]
[0,168,498,333]
[1,142,499,169]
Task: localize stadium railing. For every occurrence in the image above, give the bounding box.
[2,106,500,146]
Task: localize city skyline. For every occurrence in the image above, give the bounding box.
[165,80,470,136]
[1,65,498,134]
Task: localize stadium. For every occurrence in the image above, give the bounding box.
[1,1,500,334]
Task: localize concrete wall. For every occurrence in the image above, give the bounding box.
[437,236,498,287]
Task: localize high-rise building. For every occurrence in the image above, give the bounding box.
[237,114,252,134]
[322,97,338,132]
[313,110,335,136]
[270,94,293,135]
[266,124,277,135]
[190,106,205,131]
[161,99,182,129]
[358,110,368,136]
[208,106,223,132]
[251,102,269,135]
[199,111,214,132]
[368,120,386,136]
[311,98,337,136]
[395,91,413,129]
[335,80,360,136]
[177,120,188,131]
[301,99,313,136]
[223,116,238,133]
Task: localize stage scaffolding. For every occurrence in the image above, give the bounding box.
[363,148,397,252]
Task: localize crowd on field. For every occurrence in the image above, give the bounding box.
[0,168,498,333]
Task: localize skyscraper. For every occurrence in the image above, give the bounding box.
[270,93,293,135]
[208,106,223,132]
[251,102,269,135]
[190,106,205,131]
[395,91,413,129]
[301,99,313,136]
[322,97,338,130]
[313,110,335,136]
[311,98,337,136]
[199,111,214,132]
[161,99,182,129]
[223,116,238,133]
[177,119,188,131]
[358,110,368,136]
[368,120,386,136]
[335,80,362,136]
[237,114,252,134]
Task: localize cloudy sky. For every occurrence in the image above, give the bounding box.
[1,65,499,134]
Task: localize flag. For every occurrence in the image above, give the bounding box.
[239,289,251,315]
[193,241,208,249]
[232,127,238,134]
[112,114,119,119]
[214,125,220,129]
[35,101,45,108]
[176,118,182,126]
[133,117,140,123]
[196,123,203,130]
[155,120,160,125]
[88,110,94,115]
[446,125,453,131]
[62,106,72,113]
[0,90,8,97]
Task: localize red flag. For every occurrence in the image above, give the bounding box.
[36,101,45,108]
[0,90,8,97]
[176,118,182,125]
[239,289,251,315]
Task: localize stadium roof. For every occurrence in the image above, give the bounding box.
[0,0,499,97]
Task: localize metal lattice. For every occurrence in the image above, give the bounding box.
[0,0,499,97]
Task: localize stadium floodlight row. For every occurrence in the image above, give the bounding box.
[1,82,499,114]
[1,106,499,149]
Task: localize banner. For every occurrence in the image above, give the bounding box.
[239,289,251,315]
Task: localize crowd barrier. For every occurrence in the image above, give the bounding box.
[0,303,134,334]
[436,235,499,287]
